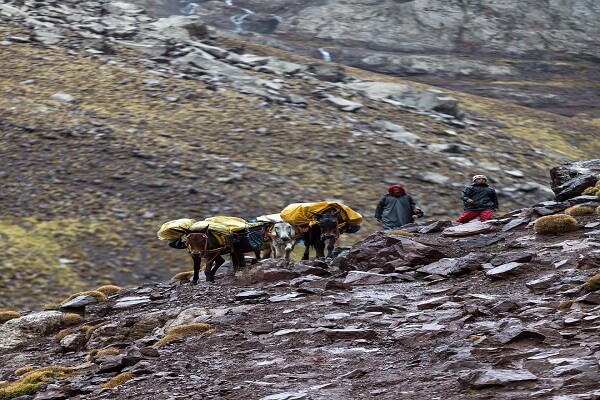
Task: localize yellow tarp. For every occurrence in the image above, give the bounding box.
[157,216,264,242]
[280,202,363,227]
[203,216,263,235]
[157,218,197,241]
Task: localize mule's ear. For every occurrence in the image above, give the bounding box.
[309,211,321,218]
[333,209,342,216]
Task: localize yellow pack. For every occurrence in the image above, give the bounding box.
[280,202,363,227]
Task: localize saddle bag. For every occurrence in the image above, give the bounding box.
[232,225,265,253]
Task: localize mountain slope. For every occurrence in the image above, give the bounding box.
[0,1,598,309]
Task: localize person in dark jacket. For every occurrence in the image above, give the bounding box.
[374,184,423,230]
[455,174,499,223]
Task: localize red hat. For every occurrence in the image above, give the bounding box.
[388,185,406,195]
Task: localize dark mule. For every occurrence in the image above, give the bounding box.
[183,226,247,284]
[302,208,342,260]
[184,223,266,283]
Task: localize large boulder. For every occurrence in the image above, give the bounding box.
[550,160,600,201]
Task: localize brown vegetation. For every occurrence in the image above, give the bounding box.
[155,323,214,347]
[0,311,20,324]
[533,214,579,234]
[0,366,75,400]
[565,205,596,216]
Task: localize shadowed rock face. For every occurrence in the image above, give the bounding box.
[551,160,600,201]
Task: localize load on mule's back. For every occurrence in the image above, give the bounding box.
[157,217,266,283]
[280,202,362,260]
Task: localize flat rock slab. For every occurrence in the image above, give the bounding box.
[459,369,538,388]
[442,221,495,237]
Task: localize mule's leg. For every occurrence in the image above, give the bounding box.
[284,243,293,260]
[253,249,261,264]
[205,255,225,282]
[326,237,336,258]
[315,239,326,259]
[233,251,247,272]
[192,254,202,285]
[263,243,272,259]
[301,233,310,260]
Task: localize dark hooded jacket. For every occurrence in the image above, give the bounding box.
[461,183,498,210]
[374,193,419,229]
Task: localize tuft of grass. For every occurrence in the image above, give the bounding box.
[559,300,575,309]
[94,285,122,295]
[60,290,107,305]
[61,313,84,326]
[0,311,20,324]
[597,205,600,215]
[533,214,579,234]
[582,273,600,294]
[53,328,72,342]
[565,205,596,216]
[100,371,133,389]
[582,181,600,196]
[0,366,75,399]
[387,230,415,237]
[13,366,34,377]
[171,271,194,282]
[154,323,214,347]
[86,346,120,362]
[96,347,120,357]
[54,322,97,342]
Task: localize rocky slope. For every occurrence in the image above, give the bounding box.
[0,162,599,400]
[143,0,600,118]
[0,0,598,311]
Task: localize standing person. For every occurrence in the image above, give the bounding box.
[374,184,423,230]
[455,174,499,223]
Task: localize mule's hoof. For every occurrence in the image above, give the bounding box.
[191,280,199,285]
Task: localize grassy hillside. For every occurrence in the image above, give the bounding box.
[0,22,598,310]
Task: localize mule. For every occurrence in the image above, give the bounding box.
[178,223,266,283]
[183,227,247,284]
[269,221,297,260]
[302,208,342,260]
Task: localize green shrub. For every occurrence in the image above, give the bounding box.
[533,214,579,234]
[565,205,596,216]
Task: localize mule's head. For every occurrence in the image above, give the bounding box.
[314,208,342,239]
[184,225,210,255]
[271,222,295,243]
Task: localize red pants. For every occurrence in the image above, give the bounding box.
[455,209,494,223]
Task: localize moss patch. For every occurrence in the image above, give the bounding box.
[0,366,75,400]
